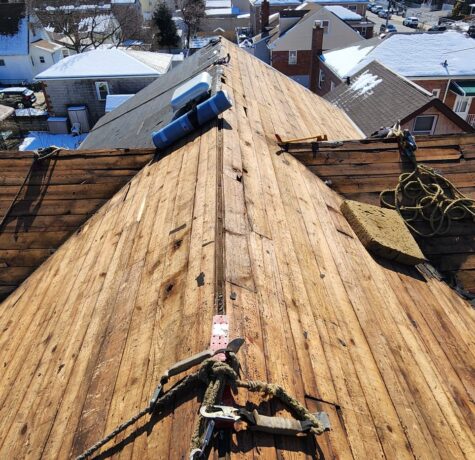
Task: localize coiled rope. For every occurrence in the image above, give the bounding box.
[77,355,325,459]
[380,163,475,237]
[379,128,475,237]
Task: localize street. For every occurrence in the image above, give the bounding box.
[366,10,416,34]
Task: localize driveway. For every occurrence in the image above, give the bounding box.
[366,10,417,34]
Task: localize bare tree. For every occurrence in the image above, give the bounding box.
[34,2,143,53]
[178,0,205,48]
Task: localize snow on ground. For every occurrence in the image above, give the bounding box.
[350,71,383,96]
[19,131,87,151]
[15,108,48,116]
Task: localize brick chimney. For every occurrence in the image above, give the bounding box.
[261,0,270,33]
[309,20,324,93]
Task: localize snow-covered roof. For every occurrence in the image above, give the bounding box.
[19,131,87,151]
[206,0,231,7]
[31,39,64,52]
[323,39,378,78]
[105,94,134,112]
[36,49,173,80]
[326,31,475,78]
[206,7,235,15]
[0,15,28,56]
[251,0,301,5]
[325,5,362,20]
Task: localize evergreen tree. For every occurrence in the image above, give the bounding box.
[153,2,179,50]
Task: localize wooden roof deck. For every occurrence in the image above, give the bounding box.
[0,41,474,459]
[0,148,155,300]
[286,134,475,293]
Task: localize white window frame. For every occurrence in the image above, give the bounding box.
[318,69,326,89]
[95,81,110,101]
[453,95,472,119]
[61,49,70,58]
[431,89,440,98]
[288,50,297,65]
[412,115,437,135]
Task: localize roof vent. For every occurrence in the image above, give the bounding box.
[170,72,212,111]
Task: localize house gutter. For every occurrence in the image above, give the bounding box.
[34,73,163,81]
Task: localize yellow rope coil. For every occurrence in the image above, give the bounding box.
[380,163,475,237]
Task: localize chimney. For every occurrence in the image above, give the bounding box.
[261,0,270,33]
[309,21,324,93]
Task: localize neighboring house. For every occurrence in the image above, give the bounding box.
[200,0,250,40]
[250,0,369,34]
[265,5,369,87]
[250,0,302,34]
[36,48,173,126]
[325,60,474,136]
[0,3,69,84]
[315,31,475,128]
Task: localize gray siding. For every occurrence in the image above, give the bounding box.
[43,76,157,124]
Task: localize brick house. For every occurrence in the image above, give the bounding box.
[247,4,371,88]
[250,0,369,34]
[36,48,172,128]
[314,31,475,128]
[325,60,474,136]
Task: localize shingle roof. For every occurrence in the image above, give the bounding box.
[325,61,433,135]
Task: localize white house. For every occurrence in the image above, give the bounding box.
[0,3,69,84]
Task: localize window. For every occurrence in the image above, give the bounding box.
[62,49,70,58]
[413,115,437,134]
[330,81,336,92]
[431,89,440,98]
[0,59,4,66]
[322,20,329,34]
[39,56,45,64]
[318,69,326,89]
[454,95,471,117]
[288,50,297,65]
[95,81,110,101]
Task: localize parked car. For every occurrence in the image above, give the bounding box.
[468,25,475,38]
[378,9,392,19]
[403,17,419,28]
[0,87,36,109]
[371,5,384,13]
[380,23,397,33]
[428,24,447,32]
